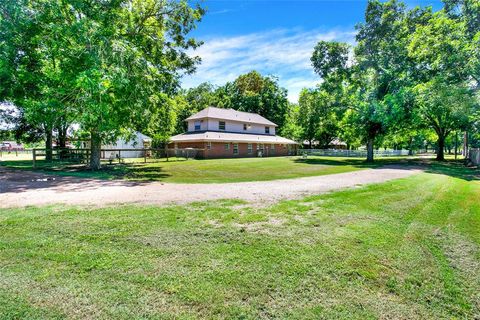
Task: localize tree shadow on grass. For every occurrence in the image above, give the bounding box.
[124,165,173,181]
[421,160,479,181]
[0,163,172,194]
[293,157,479,181]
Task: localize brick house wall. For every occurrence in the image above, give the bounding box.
[168,142,296,159]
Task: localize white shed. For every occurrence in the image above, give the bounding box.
[103,132,152,159]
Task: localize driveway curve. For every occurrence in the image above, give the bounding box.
[0,167,421,208]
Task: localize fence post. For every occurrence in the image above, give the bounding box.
[32,149,36,168]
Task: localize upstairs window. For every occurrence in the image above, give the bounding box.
[194,121,201,131]
[219,121,226,131]
[265,126,270,134]
[243,124,247,131]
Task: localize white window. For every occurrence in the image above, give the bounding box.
[219,121,226,131]
[206,142,211,150]
[233,143,239,155]
[271,144,275,150]
[194,121,201,131]
[265,127,270,134]
[247,143,253,154]
[224,143,230,150]
[257,143,264,151]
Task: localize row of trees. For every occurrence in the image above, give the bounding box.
[1,0,205,169]
[1,0,479,166]
[296,0,480,161]
[168,0,480,162]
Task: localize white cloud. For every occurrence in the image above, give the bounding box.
[181,28,355,102]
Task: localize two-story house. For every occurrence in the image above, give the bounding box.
[169,107,298,158]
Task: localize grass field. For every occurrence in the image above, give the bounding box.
[1,154,458,183]
[1,162,479,319]
[0,156,371,183]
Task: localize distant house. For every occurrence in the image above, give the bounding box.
[169,107,298,158]
[328,138,348,150]
[0,141,24,151]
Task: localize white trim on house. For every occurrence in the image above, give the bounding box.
[186,107,277,127]
[170,131,297,145]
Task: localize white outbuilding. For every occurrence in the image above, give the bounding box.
[102,132,152,159]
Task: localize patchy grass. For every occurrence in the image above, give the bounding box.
[1,167,479,319]
[1,154,475,184]
[0,156,368,183]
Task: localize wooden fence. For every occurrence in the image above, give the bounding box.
[31,148,205,168]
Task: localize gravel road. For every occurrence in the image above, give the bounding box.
[0,167,421,208]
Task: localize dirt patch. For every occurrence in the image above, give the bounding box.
[0,167,421,208]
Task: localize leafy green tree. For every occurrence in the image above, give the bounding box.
[52,0,204,169]
[172,82,223,133]
[223,71,289,133]
[298,89,322,148]
[413,79,474,160]
[297,87,342,148]
[311,41,350,80]
[281,102,302,141]
[353,0,424,161]
[408,11,476,160]
[0,0,71,160]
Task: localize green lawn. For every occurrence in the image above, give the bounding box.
[0,156,371,183]
[1,162,479,319]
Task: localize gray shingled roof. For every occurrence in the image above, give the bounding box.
[186,107,277,126]
[170,131,298,144]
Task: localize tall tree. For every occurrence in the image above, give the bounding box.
[0,0,70,160]
[353,0,422,161]
[297,87,343,148]
[408,11,475,160]
[414,79,474,160]
[223,71,289,133]
[54,0,204,169]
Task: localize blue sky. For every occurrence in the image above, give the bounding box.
[182,0,443,102]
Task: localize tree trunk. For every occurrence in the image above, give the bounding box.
[436,134,445,161]
[408,137,413,156]
[463,131,468,158]
[309,139,312,149]
[454,132,458,160]
[57,125,67,148]
[90,131,102,170]
[45,128,53,162]
[366,137,374,162]
[57,125,68,160]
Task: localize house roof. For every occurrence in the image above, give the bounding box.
[186,107,277,127]
[170,131,298,144]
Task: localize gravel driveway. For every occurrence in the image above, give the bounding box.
[0,166,421,208]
